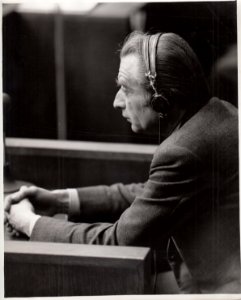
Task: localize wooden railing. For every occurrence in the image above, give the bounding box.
[5,138,156,189]
[4,241,152,297]
[6,138,156,161]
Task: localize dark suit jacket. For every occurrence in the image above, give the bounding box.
[31,98,240,293]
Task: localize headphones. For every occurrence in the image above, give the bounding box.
[142,33,171,118]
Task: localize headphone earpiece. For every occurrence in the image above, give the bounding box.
[150,93,170,117]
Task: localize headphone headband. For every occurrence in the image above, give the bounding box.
[142,33,163,95]
[142,33,170,118]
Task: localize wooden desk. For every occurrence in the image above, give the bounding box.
[4,241,152,297]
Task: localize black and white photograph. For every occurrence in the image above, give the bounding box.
[2,0,240,298]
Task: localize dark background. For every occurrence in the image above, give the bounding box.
[3,2,237,144]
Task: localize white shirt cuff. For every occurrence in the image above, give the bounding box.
[67,189,80,218]
[28,214,41,237]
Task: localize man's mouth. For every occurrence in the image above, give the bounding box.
[122,112,131,122]
[123,115,130,122]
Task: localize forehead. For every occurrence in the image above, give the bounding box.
[118,54,144,86]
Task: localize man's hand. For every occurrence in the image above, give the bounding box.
[4,186,69,224]
[7,199,38,237]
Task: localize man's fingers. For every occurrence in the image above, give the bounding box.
[9,229,19,237]
[4,212,9,224]
[4,186,27,210]
[4,185,36,212]
[6,223,14,233]
[9,226,19,237]
[5,215,20,237]
[14,231,20,237]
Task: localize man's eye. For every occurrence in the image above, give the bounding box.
[121,85,128,93]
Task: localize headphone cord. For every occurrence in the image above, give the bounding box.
[158,115,161,145]
[152,249,157,293]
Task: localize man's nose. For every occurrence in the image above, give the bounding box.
[113,90,125,109]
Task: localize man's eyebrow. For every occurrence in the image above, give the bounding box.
[115,77,128,87]
[116,75,140,89]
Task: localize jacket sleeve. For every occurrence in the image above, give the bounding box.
[30,144,203,247]
[74,182,145,221]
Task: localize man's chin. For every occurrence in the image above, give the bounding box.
[131,124,142,133]
[131,123,159,135]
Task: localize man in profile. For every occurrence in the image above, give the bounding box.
[5,32,240,294]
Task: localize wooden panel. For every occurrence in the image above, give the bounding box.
[3,10,57,139]
[4,241,152,297]
[6,138,156,161]
[5,138,155,189]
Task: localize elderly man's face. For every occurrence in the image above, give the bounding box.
[114,54,159,133]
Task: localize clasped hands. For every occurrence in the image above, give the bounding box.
[4,186,68,237]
